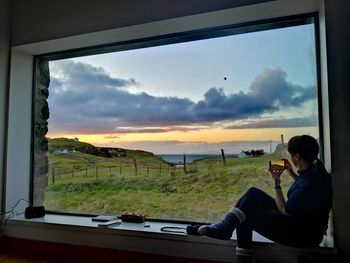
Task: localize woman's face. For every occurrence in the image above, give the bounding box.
[290,153,300,169]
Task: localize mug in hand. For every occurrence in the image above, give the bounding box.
[269,160,286,170]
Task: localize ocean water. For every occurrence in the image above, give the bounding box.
[157,154,238,164]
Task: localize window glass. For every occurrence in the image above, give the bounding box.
[34,21,319,222]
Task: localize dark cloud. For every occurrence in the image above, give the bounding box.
[226,116,318,129]
[194,68,316,121]
[48,61,316,134]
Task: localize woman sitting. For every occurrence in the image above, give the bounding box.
[195,135,332,263]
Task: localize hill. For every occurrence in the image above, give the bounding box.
[48,137,161,161]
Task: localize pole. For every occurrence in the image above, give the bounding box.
[183,154,187,174]
[133,159,138,176]
[221,149,227,166]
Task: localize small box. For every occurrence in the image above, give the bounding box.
[121,212,145,223]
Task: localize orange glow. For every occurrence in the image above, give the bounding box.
[47,127,317,147]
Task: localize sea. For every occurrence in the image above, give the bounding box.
[157,154,238,164]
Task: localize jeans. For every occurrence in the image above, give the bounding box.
[235,187,324,249]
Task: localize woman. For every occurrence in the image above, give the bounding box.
[194,135,332,263]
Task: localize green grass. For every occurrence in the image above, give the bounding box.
[44,144,292,222]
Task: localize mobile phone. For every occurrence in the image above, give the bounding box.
[269,160,286,170]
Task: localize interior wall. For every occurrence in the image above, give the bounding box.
[0,0,10,213]
[324,0,350,261]
[11,0,271,46]
[7,0,350,261]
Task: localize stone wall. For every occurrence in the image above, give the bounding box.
[33,59,49,206]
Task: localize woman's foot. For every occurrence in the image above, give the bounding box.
[186,223,203,235]
[236,248,254,263]
[198,223,232,240]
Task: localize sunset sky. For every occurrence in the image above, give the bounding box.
[47,23,319,154]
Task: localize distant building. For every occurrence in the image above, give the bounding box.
[52,149,69,155]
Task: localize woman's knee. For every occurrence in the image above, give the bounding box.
[236,187,270,208]
[246,187,264,196]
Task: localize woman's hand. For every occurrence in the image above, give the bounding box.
[268,169,283,187]
[281,158,298,180]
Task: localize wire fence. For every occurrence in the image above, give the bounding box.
[48,162,197,184]
[47,142,283,184]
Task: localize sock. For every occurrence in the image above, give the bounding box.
[236,247,254,263]
[198,207,246,240]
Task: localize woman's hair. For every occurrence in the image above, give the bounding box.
[287,135,327,174]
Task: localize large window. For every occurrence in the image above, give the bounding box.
[33,15,321,222]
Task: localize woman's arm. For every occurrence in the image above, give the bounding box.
[269,169,289,216]
[275,187,289,216]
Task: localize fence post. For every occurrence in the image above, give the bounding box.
[183,154,187,174]
[221,149,227,166]
[95,166,98,179]
[52,168,55,183]
[133,159,138,176]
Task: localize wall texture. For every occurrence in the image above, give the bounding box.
[325,0,350,261]
[11,0,271,46]
[0,0,10,213]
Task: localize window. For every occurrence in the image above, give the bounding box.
[33,14,321,222]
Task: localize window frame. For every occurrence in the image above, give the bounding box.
[32,12,324,220]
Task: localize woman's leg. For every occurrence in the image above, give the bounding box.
[236,221,253,249]
[234,188,278,263]
[199,187,276,240]
[233,189,322,262]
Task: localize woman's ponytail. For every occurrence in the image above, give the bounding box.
[314,157,328,175]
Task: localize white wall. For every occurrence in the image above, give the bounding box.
[324,0,350,261]
[11,0,270,46]
[0,0,10,214]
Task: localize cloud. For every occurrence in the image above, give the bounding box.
[104,135,119,139]
[226,116,318,129]
[48,61,316,134]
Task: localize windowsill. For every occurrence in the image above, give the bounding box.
[4,214,337,262]
[5,213,272,243]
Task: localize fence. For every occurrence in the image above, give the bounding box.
[49,162,189,183]
[48,150,247,184]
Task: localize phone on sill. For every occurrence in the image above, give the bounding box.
[92,215,118,222]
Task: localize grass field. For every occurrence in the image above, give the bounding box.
[44,140,292,222]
